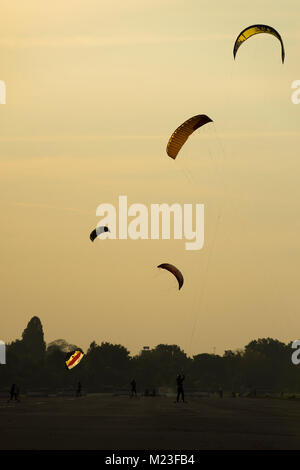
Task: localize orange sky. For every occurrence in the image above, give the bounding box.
[1,0,300,356]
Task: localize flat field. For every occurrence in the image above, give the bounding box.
[1,394,300,450]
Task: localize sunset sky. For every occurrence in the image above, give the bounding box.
[1,0,300,356]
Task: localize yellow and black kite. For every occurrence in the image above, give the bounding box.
[166,114,213,160]
[65,349,84,370]
[233,24,285,63]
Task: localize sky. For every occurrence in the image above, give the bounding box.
[1,0,300,356]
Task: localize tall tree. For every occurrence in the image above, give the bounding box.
[22,316,46,362]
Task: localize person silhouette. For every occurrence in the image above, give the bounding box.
[9,383,16,401]
[8,383,20,402]
[130,379,137,398]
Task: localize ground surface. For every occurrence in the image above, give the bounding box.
[1,394,300,449]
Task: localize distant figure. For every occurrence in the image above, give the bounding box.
[76,381,82,397]
[176,372,185,403]
[231,391,236,398]
[218,387,223,398]
[130,379,137,398]
[8,383,20,402]
[9,383,16,400]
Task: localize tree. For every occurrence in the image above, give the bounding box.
[84,341,131,390]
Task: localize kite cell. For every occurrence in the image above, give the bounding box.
[157,263,184,290]
[90,226,110,242]
[65,349,84,370]
[233,24,285,63]
[166,114,213,160]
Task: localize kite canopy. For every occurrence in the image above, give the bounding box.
[166,114,213,160]
[90,226,110,242]
[157,263,184,290]
[233,24,285,63]
[65,349,84,370]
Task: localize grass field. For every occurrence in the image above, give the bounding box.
[1,394,300,450]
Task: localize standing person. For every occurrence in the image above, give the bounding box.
[9,383,16,401]
[176,372,185,403]
[130,379,137,398]
[76,381,82,397]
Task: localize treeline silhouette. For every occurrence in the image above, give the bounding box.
[1,316,299,394]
